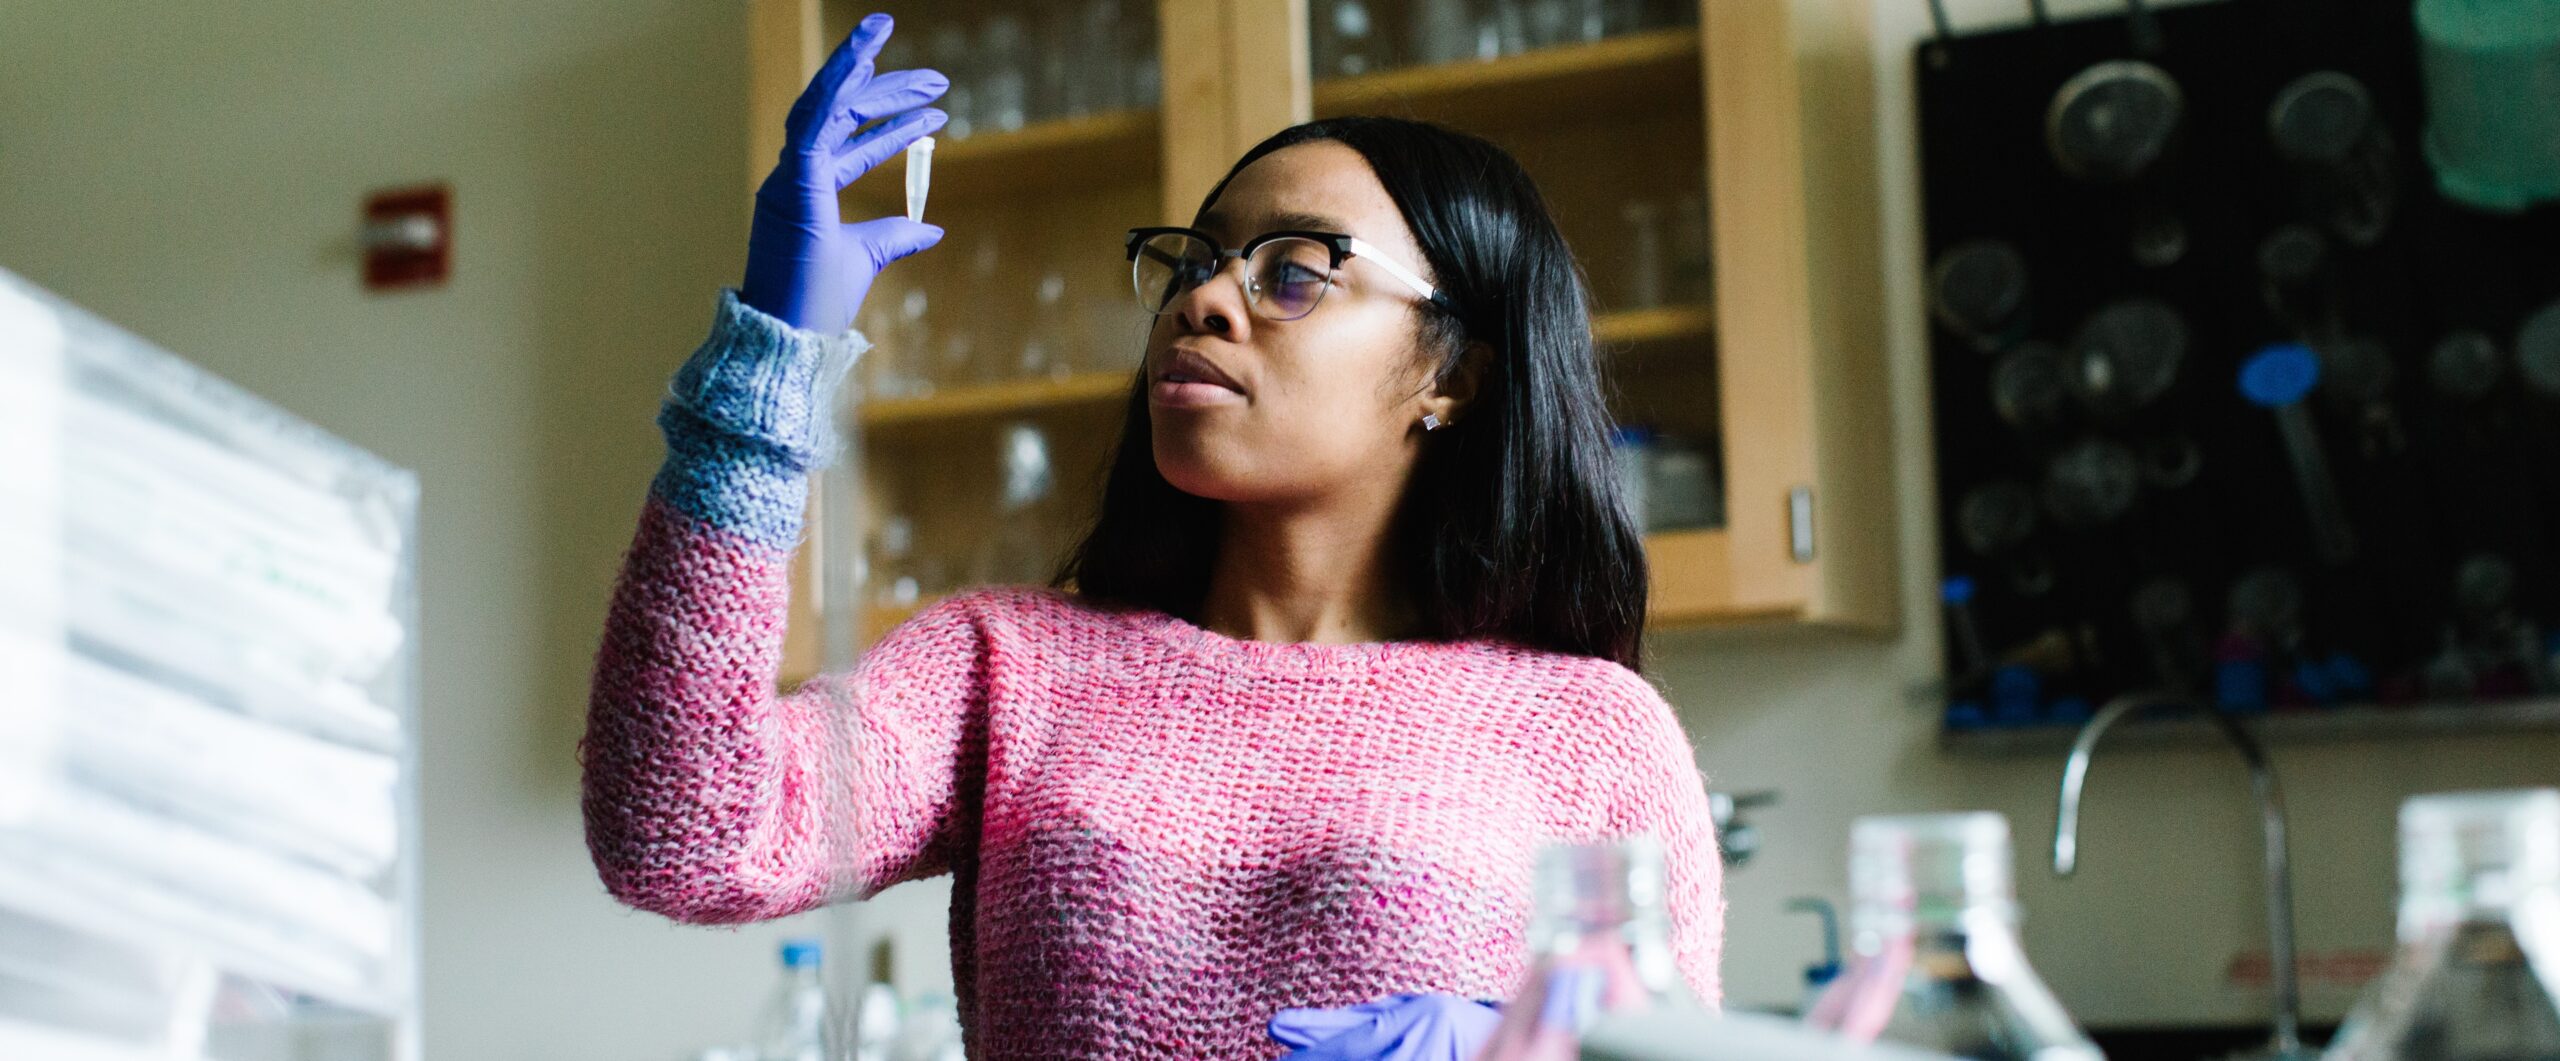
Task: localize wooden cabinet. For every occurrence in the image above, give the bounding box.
[746,0,1894,685]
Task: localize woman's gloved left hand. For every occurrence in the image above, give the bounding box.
[1269,994,1502,1061]
[740,12,949,335]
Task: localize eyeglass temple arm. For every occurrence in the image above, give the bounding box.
[1345,236,1441,303]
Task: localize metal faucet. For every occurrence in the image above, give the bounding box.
[2053,692,2308,1060]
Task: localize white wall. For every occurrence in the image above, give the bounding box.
[1656,0,2560,1028]
[0,3,837,1058]
[4,0,2555,1056]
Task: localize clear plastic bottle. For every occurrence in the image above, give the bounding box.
[852,939,902,1061]
[2323,788,2560,1061]
[1804,813,2102,1061]
[1477,838,1716,1061]
[751,938,829,1061]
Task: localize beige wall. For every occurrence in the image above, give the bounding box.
[3,1,2554,1057]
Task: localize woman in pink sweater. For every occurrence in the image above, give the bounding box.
[581,13,1722,1059]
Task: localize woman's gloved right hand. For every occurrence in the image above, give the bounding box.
[739,12,949,336]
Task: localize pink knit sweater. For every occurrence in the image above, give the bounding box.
[582,291,1725,1059]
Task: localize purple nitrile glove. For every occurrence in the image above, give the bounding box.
[740,11,949,335]
[1269,994,1503,1061]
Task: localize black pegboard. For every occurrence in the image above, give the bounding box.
[1918,0,2560,730]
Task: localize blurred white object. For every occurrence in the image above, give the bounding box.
[0,267,420,1061]
[753,939,830,1061]
[2323,789,2560,1061]
[1805,813,2101,1061]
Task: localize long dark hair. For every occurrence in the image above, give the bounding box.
[1057,116,1649,669]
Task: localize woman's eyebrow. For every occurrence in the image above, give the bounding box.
[1197,209,1355,238]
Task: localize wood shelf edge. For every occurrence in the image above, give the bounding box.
[1313,28,1700,113]
[859,372,1132,427]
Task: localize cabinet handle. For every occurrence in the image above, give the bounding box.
[1789,486,1816,563]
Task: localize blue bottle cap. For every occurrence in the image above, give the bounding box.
[2215,657,2270,713]
[2292,657,2339,704]
[2239,343,2322,407]
[1945,700,1990,730]
[780,939,822,968]
[1941,574,1978,605]
[1990,665,2041,726]
[2324,650,2374,696]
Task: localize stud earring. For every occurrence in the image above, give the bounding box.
[1421,413,1445,431]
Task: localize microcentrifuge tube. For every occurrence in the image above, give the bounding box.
[905,136,935,223]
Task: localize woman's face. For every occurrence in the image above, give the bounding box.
[1143,141,1455,508]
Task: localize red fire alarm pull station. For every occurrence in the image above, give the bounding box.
[362,184,451,292]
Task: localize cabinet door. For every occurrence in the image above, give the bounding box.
[1282,0,1895,630]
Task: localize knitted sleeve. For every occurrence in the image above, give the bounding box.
[579,290,985,924]
[1593,668,1728,1008]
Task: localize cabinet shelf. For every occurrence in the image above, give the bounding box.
[856,305,1709,431]
[1313,28,1700,127]
[1593,303,1714,347]
[858,371,1130,429]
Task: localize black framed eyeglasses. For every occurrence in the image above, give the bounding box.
[1124,226,1450,322]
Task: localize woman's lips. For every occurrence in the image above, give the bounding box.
[1150,379,1245,408]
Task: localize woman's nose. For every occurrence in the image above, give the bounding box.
[1173,258,1252,338]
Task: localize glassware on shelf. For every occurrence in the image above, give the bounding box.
[1120,0,1162,108]
[976,422,1062,586]
[1034,4,1081,125]
[925,23,977,141]
[1312,0,1383,79]
[868,516,925,610]
[857,285,934,401]
[1610,425,1656,529]
[1524,0,1577,49]
[1079,0,1129,114]
[1600,0,1651,37]
[1412,0,1477,65]
[1646,433,1721,530]
[978,14,1030,134]
[1622,199,1667,310]
[1020,271,1077,381]
[1479,0,1532,59]
[1670,190,1714,305]
[2323,788,2560,1061]
[1805,813,2103,1061]
[947,229,1011,388]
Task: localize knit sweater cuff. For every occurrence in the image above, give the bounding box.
[664,287,871,469]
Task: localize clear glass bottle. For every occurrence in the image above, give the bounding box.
[1805,813,2101,1061]
[978,14,1029,134]
[751,938,829,1061]
[1311,0,1380,79]
[2324,788,2560,1061]
[975,423,1060,587]
[1478,838,1717,1061]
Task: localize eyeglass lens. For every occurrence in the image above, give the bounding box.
[1132,233,1335,321]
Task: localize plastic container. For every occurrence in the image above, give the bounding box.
[752,939,830,1061]
[1805,814,2102,1061]
[2323,789,2560,1061]
[0,266,421,1061]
